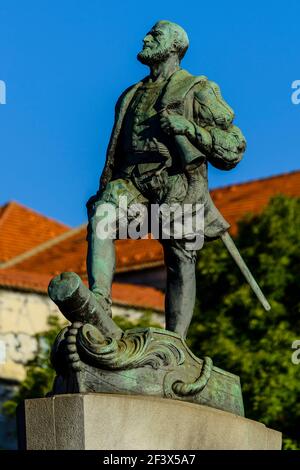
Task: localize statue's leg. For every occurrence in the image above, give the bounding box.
[86,179,147,315]
[153,171,198,339]
[161,239,197,339]
[86,206,115,316]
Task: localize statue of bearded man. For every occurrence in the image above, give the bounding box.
[86,20,246,339]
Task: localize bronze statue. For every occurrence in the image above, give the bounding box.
[48,21,269,412]
[86,20,268,339]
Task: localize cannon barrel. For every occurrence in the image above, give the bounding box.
[48,272,123,339]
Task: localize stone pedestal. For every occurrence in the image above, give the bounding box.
[18,393,281,450]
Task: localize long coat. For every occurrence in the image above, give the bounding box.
[99,69,246,239]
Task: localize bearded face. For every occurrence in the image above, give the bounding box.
[137,25,175,65]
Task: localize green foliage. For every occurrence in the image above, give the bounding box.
[188,195,300,449]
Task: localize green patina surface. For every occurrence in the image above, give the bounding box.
[47,21,263,416]
[51,323,244,416]
[86,20,247,339]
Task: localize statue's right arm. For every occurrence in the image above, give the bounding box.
[99,82,140,190]
[87,82,141,214]
[98,93,125,191]
[86,91,125,216]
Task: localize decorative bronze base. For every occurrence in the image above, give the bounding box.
[48,272,244,416]
[50,323,244,416]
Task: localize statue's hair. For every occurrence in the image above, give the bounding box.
[155,20,189,60]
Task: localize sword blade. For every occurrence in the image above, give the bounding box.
[220,231,271,311]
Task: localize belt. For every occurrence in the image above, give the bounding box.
[123,151,165,166]
[132,163,167,182]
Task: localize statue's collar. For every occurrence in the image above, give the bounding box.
[120,69,197,115]
[160,69,197,108]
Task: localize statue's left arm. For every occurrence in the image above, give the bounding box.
[161,79,246,170]
[189,80,246,170]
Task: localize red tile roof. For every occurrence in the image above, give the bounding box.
[210,170,300,235]
[6,232,164,277]
[111,282,164,311]
[0,269,164,312]
[0,268,50,294]
[1,170,299,282]
[0,201,69,263]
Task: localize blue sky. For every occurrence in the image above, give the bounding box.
[0,0,299,226]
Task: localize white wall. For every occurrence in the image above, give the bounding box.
[0,288,163,382]
[0,287,163,449]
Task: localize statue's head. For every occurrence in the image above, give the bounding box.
[137,20,189,65]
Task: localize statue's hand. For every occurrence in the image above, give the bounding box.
[160,112,195,138]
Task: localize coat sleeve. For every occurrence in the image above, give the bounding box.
[99,93,125,190]
[99,81,144,189]
[191,80,246,170]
